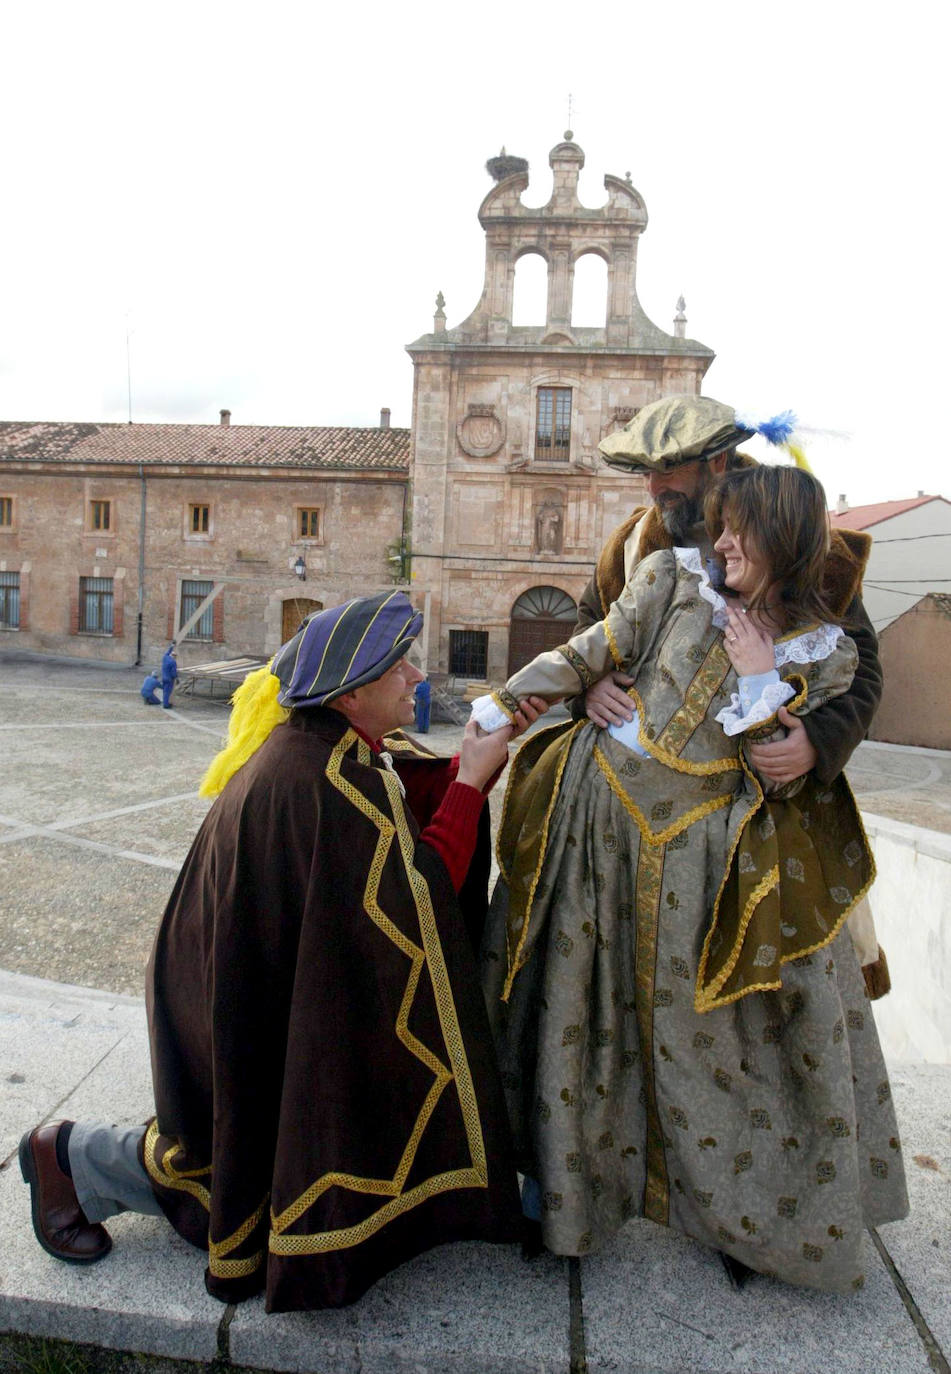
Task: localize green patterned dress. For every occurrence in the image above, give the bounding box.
[479,548,908,1293]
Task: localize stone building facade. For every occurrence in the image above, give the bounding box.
[406,135,714,681]
[0,414,409,667]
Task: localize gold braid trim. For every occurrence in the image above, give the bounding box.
[381,732,437,758]
[270,1169,483,1256]
[593,743,736,846]
[558,644,596,690]
[495,721,582,886]
[142,1123,268,1281]
[143,1121,212,1211]
[209,1199,269,1262]
[634,841,669,1225]
[211,1250,266,1279]
[654,639,734,757]
[624,682,740,776]
[693,744,766,1014]
[269,729,487,1254]
[693,865,782,1011]
[602,616,624,670]
[500,723,585,1001]
[492,689,519,722]
[694,778,877,1012]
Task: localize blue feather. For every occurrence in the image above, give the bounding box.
[755,410,798,446]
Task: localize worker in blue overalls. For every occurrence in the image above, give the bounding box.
[161,645,178,710]
[140,670,162,705]
[413,676,431,733]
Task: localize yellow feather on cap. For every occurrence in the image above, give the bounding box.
[784,440,813,474]
[198,664,289,798]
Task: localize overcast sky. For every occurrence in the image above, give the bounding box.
[1,0,944,506]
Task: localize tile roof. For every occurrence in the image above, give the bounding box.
[0,421,410,472]
[829,495,945,529]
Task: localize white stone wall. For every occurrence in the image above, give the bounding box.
[863,812,951,1064]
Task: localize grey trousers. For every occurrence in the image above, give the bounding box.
[68,1122,164,1224]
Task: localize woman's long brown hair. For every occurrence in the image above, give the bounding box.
[705,465,837,631]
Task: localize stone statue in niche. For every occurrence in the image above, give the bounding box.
[535,502,563,555]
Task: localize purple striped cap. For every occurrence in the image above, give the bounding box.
[272,591,423,708]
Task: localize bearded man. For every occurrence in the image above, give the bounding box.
[574,395,882,793]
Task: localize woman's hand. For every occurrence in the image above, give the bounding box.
[508,695,550,739]
[723,605,774,676]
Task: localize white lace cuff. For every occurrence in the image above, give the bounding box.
[469,694,511,733]
[715,679,796,736]
[774,622,844,665]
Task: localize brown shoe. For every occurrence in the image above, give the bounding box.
[19,1123,112,1264]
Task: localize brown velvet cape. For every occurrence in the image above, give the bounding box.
[142,708,520,1312]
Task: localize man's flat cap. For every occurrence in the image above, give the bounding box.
[599,395,753,474]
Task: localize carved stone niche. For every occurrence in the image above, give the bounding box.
[457,404,506,459]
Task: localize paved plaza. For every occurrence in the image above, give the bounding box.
[0,650,949,1373]
[2,649,950,998]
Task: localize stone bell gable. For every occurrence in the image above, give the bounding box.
[406,134,715,683]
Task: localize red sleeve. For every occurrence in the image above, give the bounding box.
[418,781,485,894]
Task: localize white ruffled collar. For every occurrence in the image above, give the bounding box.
[672,546,844,665]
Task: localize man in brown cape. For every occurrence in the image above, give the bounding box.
[20,591,545,1312]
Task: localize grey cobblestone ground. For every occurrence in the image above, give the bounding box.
[1,648,950,995]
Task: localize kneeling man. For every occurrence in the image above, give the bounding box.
[21,591,544,1312]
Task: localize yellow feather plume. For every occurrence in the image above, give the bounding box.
[785,440,813,475]
[198,664,289,798]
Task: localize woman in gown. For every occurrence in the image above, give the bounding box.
[472,464,908,1293]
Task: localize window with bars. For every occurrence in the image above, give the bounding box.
[188,503,211,535]
[78,576,114,634]
[180,579,215,639]
[88,499,112,532]
[448,629,488,679]
[0,571,19,628]
[296,507,322,540]
[534,387,572,462]
[0,497,13,528]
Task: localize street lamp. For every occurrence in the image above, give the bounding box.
[294,555,307,582]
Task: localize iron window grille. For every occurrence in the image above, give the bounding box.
[78,576,114,634]
[534,387,572,462]
[0,571,19,628]
[180,579,215,639]
[449,629,488,679]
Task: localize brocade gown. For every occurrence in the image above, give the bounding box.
[480,547,908,1292]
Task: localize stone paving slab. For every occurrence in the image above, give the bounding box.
[0,972,147,1159]
[229,1245,571,1374]
[579,1221,929,1373]
[0,973,222,1363]
[879,1064,951,1358]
